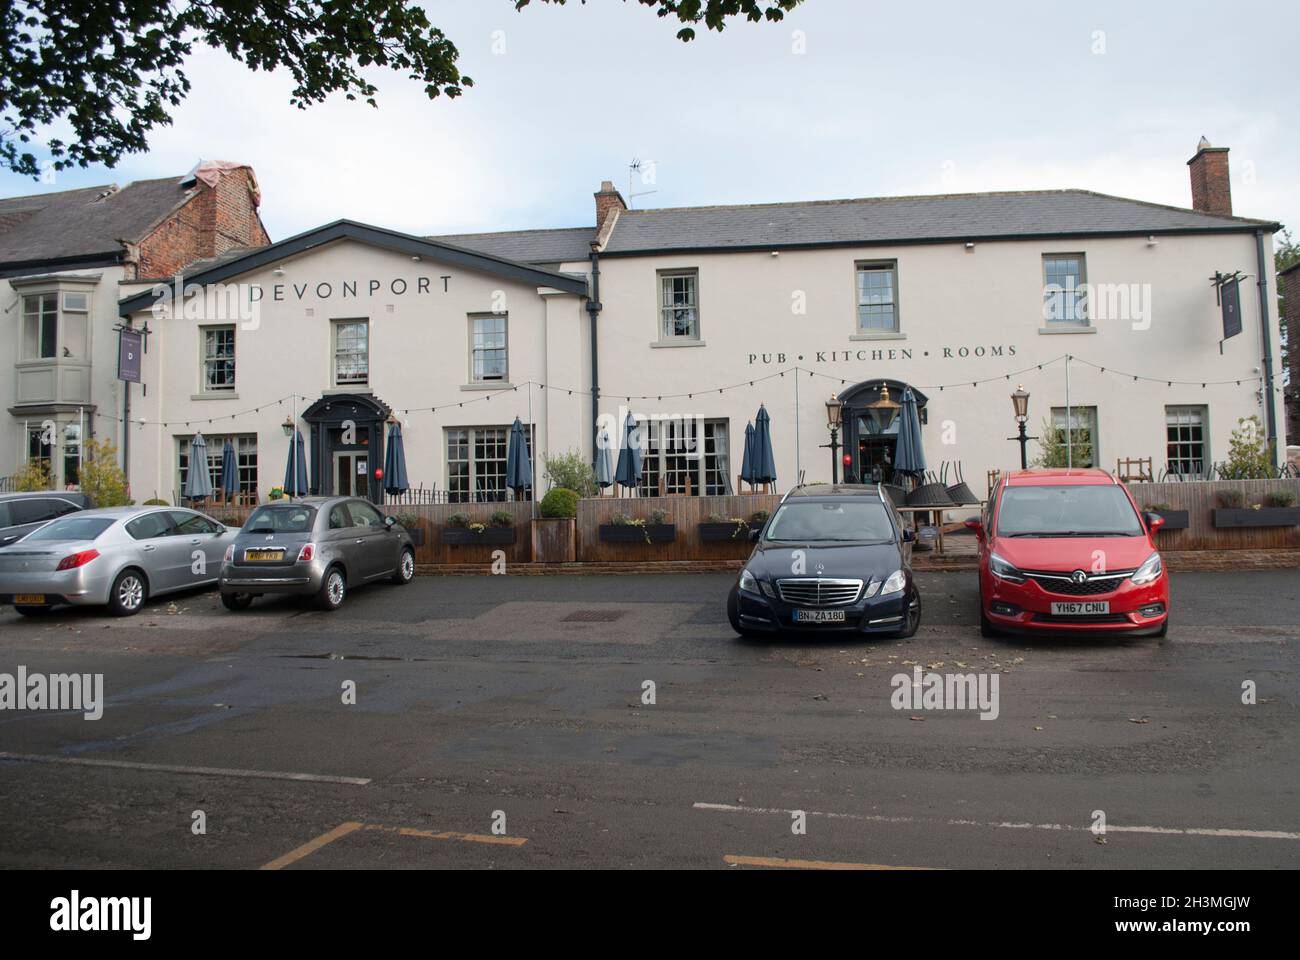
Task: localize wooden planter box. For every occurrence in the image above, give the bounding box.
[533,517,575,562]
[1150,510,1189,530]
[599,523,676,543]
[698,521,753,542]
[404,527,426,546]
[443,526,517,545]
[1212,507,1300,528]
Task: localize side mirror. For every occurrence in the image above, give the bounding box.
[385,516,396,528]
[963,518,984,536]
[902,528,916,543]
[1144,512,1165,532]
[748,528,761,542]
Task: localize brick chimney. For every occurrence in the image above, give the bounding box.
[1187,137,1232,217]
[594,180,627,239]
[136,162,270,278]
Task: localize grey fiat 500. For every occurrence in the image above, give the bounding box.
[218,497,415,611]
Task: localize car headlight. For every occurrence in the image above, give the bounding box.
[1131,552,1163,585]
[989,552,1026,583]
[739,568,760,594]
[880,569,907,596]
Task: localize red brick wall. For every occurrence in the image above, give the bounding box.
[134,168,270,278]
[1188,147,1232,217]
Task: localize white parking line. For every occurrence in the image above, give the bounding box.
[0,751,371,785]
[693,802,1300,841]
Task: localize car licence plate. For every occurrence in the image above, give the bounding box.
[244,549,285,562]
[794,609,846,623]
[13,594,45,604]
[1051,601,1110,616]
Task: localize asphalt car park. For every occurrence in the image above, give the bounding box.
[0,570,1297,870]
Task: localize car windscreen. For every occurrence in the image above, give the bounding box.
[22,516,117,542]
[242,505,317,534]
[996,484,1144,537]
[766,500,896,542]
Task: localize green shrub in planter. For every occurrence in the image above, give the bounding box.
[648,508,669,525]
[143,498,170,506]
[750,510,769,524]
[489,509,515,528]
[539,488,578,519]
[1215,489,1246,509]
[395,514,420,529]
[1264,490,1297,509]
[447,512,472,528]
[1142,502,1172,512]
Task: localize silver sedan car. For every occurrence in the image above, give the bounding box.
[0,506,240,617]
[218,496,414,611]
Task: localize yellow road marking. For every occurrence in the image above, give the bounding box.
[261,821,363,870]
[724,854,933,871]
[364,824,528,846]
[261,821,528,868]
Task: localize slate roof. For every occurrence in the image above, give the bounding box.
[597,189,1278,255]
[427,226,595,265]
[0,176,195,267]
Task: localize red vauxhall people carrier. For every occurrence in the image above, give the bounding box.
[967,469,1169,637]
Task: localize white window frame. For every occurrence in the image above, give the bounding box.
[200,324,236,393]
[469,313,509,383]
[332,318,369,387]
[1050,406,1098,468]
[1043,253,1089,326]
[658,270,700,341]
[637,418,730,496]
[1165,406,1210,478]
[855,261,899,333]
[445,425,532,503]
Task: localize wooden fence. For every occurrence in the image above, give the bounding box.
[575,494,781,562]
[193,480,1300,568]
[1123,478,1300,550]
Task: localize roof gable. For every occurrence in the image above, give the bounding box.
[117,219,588,315]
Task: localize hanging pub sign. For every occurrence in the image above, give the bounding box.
[1221,277,1242,340]
[1211,271,1243,342]
[118,327,143,383]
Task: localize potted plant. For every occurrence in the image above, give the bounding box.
[1142,502,1188,531]
[443,510,516,545]
[1212,488,1300,528]
[699,511,752,541]
[534,488,578,563]
[395,512,425,546]
[268,486,285,501]
[599,509,676,544]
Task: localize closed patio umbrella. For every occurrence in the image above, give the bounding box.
[893,387,926,482]
[751,405,777,486]
[739,422,756,488]
[183,433,213,501]
[613,412,642,494]
[283,429,308,497]
[219,439,237,501]
[505,417,532,499]
[383,420,410,498]
[595,428,615,491]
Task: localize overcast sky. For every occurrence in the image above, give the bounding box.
[4,0,1297,240]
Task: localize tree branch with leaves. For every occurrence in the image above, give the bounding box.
[1,0,803,177]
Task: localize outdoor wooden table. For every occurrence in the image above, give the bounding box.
[895,504,983,555]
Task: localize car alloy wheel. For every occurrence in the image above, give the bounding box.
[392,548,415,585]
[109,570,147,617]
[318,568,346,610]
